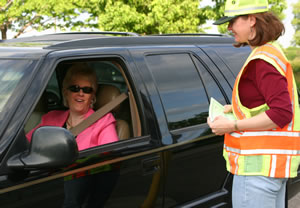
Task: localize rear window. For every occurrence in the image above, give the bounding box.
[146,53,209,130]
[213,46,250,76]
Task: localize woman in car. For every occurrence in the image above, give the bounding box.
[26,63,119,208]
[207,0,300,207]
[26,63,118,150]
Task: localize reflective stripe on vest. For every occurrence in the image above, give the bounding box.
[224,150,300,178]
[224,42,300,178]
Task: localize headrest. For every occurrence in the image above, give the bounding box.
[94,84,121,112]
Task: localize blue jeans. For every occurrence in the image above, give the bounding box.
[232,175,288,208]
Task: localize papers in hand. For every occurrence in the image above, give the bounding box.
[209,97,236,122]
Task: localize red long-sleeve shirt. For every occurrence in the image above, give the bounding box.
[238,59,293,128]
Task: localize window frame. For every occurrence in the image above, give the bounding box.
[23,55,150,160]
[144,52,211,131]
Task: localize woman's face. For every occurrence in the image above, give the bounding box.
[65,76,94,115]
[227,15,255,45]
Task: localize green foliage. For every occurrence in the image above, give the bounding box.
[292,58,300,73]
[294,70,300,89]
[285,47,299,61]
[285,46,300,88]
[268,0,287,20]
[0,0,82,39]
[0,0,207,39]
[285,47,300,73]
[0,0,291,40]
[78,0,203,34]
[294,31,300,46]
[292,1,300,46]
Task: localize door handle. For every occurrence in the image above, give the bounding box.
[142,155,160,176]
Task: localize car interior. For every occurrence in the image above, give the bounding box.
[24,59,142,148]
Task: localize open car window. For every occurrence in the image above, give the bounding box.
[24,58,142,152]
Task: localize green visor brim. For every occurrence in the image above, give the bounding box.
[213,16,236,25]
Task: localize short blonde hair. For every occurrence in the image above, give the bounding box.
[62,63,98,107]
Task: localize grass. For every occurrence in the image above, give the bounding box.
[285,47,300,89]
[295,72,300,90]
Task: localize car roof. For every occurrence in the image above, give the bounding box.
[0,32,232,48]
[1,32,140,43]
[1,32,235,50]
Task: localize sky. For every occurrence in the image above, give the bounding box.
[9,0,298,48]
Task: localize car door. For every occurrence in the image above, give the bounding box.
[0,48,165,208]
[130,46,240,207]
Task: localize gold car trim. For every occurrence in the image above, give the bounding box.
[0,134,215,194]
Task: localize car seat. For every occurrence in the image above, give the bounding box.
[24,93,48,133]
[94,84,130,140]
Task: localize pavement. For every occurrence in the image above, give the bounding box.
[289,191,300,208]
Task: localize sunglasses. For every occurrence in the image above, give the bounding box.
[68,85,93,94]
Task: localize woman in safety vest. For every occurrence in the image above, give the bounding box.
[207,0,300,207]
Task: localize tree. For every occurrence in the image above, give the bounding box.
[0,0,85,40]
[1,0,210,39]
[1,0,288,40]
[291,0,300,46]
[77,0,205,34]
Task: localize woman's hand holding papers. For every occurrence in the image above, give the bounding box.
[223,105,232,114]
[207,115,235,135]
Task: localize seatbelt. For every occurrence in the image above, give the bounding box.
[128,92,138,137]
[69,93,128,136]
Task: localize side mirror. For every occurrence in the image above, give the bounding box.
[7,126,78,170]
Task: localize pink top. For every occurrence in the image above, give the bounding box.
[26,108,119,151]
[239,59,293,128]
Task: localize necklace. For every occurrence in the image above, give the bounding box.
[66,119,73,129]
[67,114,85,129]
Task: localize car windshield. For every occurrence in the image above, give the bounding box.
[0,59,35,112]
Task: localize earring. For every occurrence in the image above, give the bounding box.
[90,97,96,108]
[249,26,255,40]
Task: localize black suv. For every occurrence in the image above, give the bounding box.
[0,32,299,208]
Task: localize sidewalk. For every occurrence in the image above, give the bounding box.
[289,191,300,208]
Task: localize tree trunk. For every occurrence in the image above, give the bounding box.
[1,25,7,40]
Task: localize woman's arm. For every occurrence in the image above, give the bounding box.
[26,123,42,142]
[97,113,119,145]
[98,122,119,145]
[208,60,293,136]
[207,112,277,136]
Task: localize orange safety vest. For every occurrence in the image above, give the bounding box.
[224,42,300,178]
